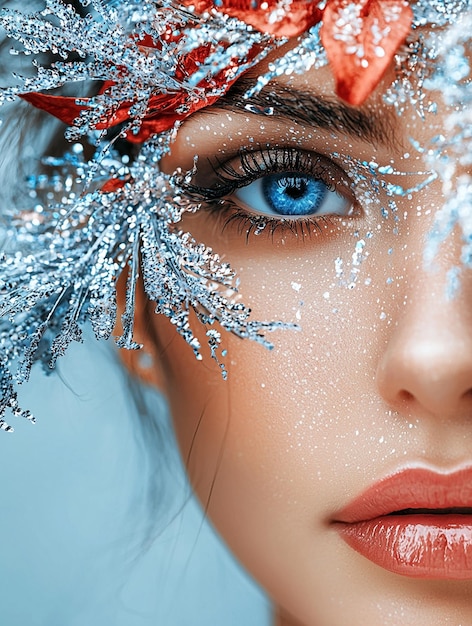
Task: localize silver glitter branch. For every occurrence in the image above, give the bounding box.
[0,0,302,430]
[422,14,472,270]
[0,0,279,139]
[0,142,294,431]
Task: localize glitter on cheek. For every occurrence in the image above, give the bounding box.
[254,349,420,477]
[225,242,408,469]
[233,192,439,474]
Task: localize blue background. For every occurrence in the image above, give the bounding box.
[0,337,272,625]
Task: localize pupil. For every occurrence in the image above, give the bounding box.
[283,178,308,200]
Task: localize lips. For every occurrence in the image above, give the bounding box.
[333,467,472,579]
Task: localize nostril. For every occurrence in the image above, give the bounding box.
[398,390,414,403]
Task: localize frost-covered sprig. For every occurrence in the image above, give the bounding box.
[421,15,472,270]
[0,0,299,431]
[0,0,279,142]
[0,137,295,431]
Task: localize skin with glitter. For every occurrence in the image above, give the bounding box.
[141,22,472,626]
[1,2,472,625]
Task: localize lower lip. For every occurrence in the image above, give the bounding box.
[337,514,472,579]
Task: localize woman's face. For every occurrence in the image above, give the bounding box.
[153,31,472,626]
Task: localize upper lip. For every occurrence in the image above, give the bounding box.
[334,466,472,524]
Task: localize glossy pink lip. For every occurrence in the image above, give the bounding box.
[333,467,472,579]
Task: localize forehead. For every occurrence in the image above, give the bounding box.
[190,48,448,160]
[235,24,472,143]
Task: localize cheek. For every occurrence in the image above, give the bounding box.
[150,216,413,620]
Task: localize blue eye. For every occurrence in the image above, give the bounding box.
[233,172,351,219]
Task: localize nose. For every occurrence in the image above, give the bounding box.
[376,253,472,421]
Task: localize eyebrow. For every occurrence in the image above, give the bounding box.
[208,76,397,148]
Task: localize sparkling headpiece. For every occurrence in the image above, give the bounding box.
[0,0,470,431]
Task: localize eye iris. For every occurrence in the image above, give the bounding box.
[262,172,327,216]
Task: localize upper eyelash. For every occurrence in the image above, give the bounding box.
[217,147,332,186]
[185,146,343,200]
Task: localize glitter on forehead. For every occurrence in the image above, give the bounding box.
[413,0,471,26]
[383,35,437,119]
[243,25,328,100]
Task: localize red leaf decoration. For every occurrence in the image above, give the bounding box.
[101,177,131,193]
[21,0,413,143]
[21,89,221,142]
[182,0,322,37]
[19,35,259,143]
[321,0,413,105]
[20,92,90,126]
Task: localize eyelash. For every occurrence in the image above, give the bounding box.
[185,146,358,238]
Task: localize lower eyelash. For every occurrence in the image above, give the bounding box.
[202,198,338,241]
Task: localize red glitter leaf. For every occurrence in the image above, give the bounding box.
[20,90,219,142]
[101,177,131,193]
[182,0,322,37]
[23,1,413,142]
[321,0,413,105]
[20,92,90,126]
[19,31,262,143]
